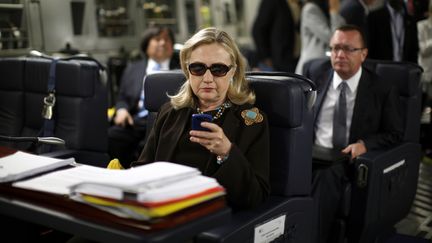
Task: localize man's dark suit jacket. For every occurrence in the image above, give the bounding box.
[367,5,418,63]
[115,55,180,116]
[252,0,296,72]
[303,58,403,150]
[132,102,270,209]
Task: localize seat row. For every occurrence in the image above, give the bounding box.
[0,56,423,243]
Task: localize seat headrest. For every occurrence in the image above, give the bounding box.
[376,63,422,97]
[247,73,316,127]
[24,57,101,98]
[0,57,102,98]
[363,59,422,97]
[144,70,185,112]
[144,71,316,128]
[0,58,25,90]
[306,58,423,98]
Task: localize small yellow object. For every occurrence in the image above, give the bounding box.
[107,158,124,170]
[107,107,116,120]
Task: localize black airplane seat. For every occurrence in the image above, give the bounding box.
[0,52,109,166]
[143,70,317,243]
[303,57,423,243]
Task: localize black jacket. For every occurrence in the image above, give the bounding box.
[252,0,297,72]
[133,102,271,209]
[367,6,418,63]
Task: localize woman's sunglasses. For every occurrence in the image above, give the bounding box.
[188,62,233,77]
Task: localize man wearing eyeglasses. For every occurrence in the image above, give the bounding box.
[303,25,403,243]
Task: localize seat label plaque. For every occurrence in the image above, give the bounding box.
[254,214,286,243]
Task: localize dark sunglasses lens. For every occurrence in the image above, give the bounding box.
[210,64,230,77]
[189,63,207,76]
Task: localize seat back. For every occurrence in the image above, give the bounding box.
[347,60,423,243]
[145,71,316,198]
[0,57,109,166]
[145,71,316,242]
[364,59,423,143]
[144,70,186,143]
[247,72,316,196]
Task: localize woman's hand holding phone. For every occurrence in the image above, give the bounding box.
[191,114,213,131]
[190,114,232,157]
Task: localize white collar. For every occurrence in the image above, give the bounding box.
[332,67,362,93]
[147,58,170,71]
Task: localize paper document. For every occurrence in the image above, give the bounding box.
[73,174,223,202]
[0,151,74,183]
[13,162,226,222]
[13,165,99,194]
[13,162,201,196]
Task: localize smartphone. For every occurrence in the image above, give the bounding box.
[191,114,213,131]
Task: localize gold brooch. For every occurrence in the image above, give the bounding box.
[241,107,263,126]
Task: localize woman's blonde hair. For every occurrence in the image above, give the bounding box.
[169,27,255,109]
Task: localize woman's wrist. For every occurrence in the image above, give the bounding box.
[216,154,229,164]
[216,143,232,164]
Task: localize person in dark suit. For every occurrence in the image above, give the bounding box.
[252,0,301,72]
[132,27,270,209]
[303,25,403,243]
[367,0,419,63]
[108,26,180,168]
[340,0,375,33]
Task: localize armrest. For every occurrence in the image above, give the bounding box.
[196,196,313,243]
[354,142,421,189]
[347,142,421,240]
[42,149,109,167]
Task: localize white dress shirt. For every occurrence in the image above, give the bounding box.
[315,68,362,148]
[137,58,171,118]
[387,3,405,62]
[146,58,170,74]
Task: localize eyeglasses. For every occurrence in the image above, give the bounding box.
[188,62,234,77]
[329,45,364,54]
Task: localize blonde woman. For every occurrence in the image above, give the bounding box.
[132,27,270,209]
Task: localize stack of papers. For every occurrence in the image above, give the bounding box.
[13,161,226,221]
[74,176,224,220]
[0,151,74,183]
[70,162,225,220]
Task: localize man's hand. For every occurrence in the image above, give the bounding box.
[342,141,367,159]
[114,108,134,127]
